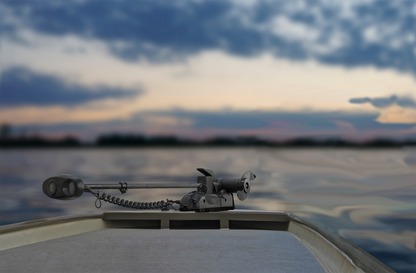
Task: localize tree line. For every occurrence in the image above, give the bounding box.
[0,124,414,148]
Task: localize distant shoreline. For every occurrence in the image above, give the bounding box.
[1,134,414,149]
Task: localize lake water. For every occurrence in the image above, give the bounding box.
[0,148,415,272]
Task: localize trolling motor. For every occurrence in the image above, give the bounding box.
[42,168,256,212]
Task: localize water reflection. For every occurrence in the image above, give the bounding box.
[0,148,415,272]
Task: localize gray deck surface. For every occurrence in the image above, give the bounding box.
[0,229,324,273]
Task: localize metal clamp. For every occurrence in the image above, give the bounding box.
[118,182,128,194]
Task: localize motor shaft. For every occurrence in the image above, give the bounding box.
[85,183,197,190]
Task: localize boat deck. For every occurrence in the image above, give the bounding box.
[0,229,323,273]
[0,210,394,273]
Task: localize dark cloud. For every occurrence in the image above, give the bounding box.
[0,67,142,107]
[140,110,412,130]
[349,95,416,109]
[349,97,372,104]
[134,110,339,130]
[396,96,416,108]
[1,0,415,74]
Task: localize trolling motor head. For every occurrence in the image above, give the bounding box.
[42,168,256,212]
[42,174,85,200]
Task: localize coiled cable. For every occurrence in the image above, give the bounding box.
[85,186,180,211]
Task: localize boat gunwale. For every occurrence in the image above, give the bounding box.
[287,214,394,273]
[0,213,104,235]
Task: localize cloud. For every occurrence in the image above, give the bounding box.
[0,67,142,107]
[0,0,416,73]
[349,95,416,109]
[1,0,415,74]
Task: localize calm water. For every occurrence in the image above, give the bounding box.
[0,148,415,272]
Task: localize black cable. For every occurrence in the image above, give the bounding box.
[85,186,180,210]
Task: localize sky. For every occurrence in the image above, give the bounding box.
[0,0,415,141]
